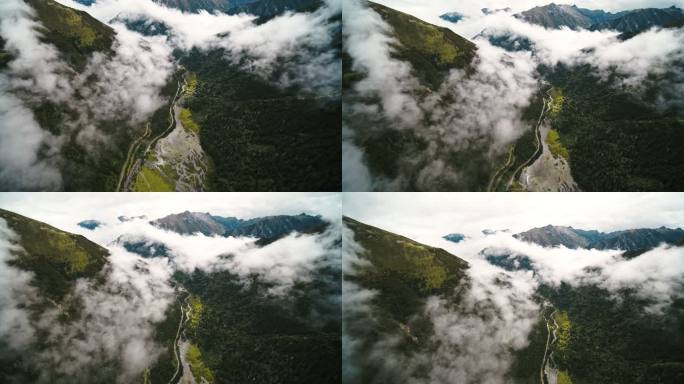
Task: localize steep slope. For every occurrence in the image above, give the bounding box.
[0,0,181,191]
[344,1,492,191]
[151,211,327,239]
[26,0,115,71]
[343,216,469,382]
[514,224,684,250]
[514,3,599,30]
[592,6,684,39]
[515,3,684,38]
[365,1,476,90]
[151,211,227,236]
[0,208,109,300]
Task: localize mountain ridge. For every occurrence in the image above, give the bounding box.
[514,224,684,250]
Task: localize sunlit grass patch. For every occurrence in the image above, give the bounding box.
[558,370,573,384]
[180,108,200,134]
[546,129,570,160]
[133,166,174,192]
[187,344,215,384]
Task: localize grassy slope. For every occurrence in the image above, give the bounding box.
[0,208,108,300]
[367,1,477,90]
[344,216,470,382]
[347,2,489,190]
[26,0,115,72]
[181,48,341,191]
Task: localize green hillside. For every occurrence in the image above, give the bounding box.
[0,208,109,300]
[343,217,469,382]
[366,1,476,90]
[26,0,115,72]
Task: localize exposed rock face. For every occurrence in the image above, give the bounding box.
[514,225,684,251]
[151,211,327,240]
[515,3,684,37]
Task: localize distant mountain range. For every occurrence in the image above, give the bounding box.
[514,3,684,38]
[513,224,684,250]
[151,210,327,241]
[115,0,324,22]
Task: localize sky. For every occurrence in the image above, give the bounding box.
[343,192,684,244]
[0,192,341,235]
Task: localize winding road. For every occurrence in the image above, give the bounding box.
[508,88,551,188]
[168,290,191,384]
[486,87,551,191]
[541,307,559,384]
[117,76,185,191]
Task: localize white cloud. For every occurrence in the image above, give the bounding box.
[0,218,37,350]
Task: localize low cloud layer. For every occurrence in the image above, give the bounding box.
[1,0,340,190]
[343,193,684,381]
[343,0,684,190]
[0,194,340,382]
[65,0,342,93]
[342,221,540,384]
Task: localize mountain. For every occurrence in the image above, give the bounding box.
[443,232,466,243]
[0,208,109,300]
[439,11,464,24]
[77,219,102,230]
[515,3,684,38]
[152,0,323,22]
[343,1,488,190]
[515,3,601,30]
[357,1,477,90]
[27,0,116,71]
[592,6,684,39]
[514,224,684,250]
[343,216,469,382]
[151,211,327,240]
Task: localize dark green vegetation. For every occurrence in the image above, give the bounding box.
[174,259,341,383]
[26,0,115,71]
[542,64,684,191]
[0,208,108,300]
[510,313,548,384]
[539,283,684,384]
[180,48,341,191]
[343,217,469,383]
